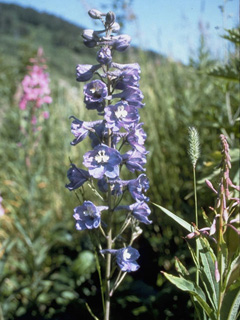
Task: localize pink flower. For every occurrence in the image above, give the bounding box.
[19,48,52,112]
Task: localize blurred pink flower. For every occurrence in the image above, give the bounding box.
[19,48,52,115]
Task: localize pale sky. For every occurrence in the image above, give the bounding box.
[1,0,239,63]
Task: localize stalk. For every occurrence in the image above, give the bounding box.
[188,127,200,285]
[104,64,113,320]
[193,165,199,285]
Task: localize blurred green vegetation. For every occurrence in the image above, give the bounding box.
[0,3,239,320]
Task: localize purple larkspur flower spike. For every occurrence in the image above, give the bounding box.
[83,144,122,179]
[66,164,90,190]
[73,201,108,231]
[104,101,139,131]
[101,246,140,272]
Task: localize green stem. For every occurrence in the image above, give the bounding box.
[94,249,105,315]
[0,304,4,320]
[104,62,113,320]
[193,166,199,286]
[216,192,224,320]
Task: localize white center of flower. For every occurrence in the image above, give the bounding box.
[123,248,131,260]
[115,105,128,119]
[95,150,110,163]
[83,205,95,217]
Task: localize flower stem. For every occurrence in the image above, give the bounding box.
[104,64,113,320]
[193,166,199,286]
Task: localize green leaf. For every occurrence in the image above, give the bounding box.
[152,203,193,232]
[197,238,219,310]
[223,249,240,290]
[207,62,239,82]
[220,283,240,320]
[162,272,216,320]
[14,219,32,248]
[222,28,240,45]
[174,257,189,276]
[186,240,199,268]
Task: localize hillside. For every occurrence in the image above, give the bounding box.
[0,3,102,83]
[0,3,162,85]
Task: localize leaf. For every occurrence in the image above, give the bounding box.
[224,249,240,290]
[14,219,32,248]
[186,240,199,268]
[162,272,217,320]
[220,283,240,320]
[174,257,189,276]
[207,64,239,81]
[152,203,193,232]
[222,28,240,45]
[197,238,219,310]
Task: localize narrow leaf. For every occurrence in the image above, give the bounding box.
[152,203,193,232]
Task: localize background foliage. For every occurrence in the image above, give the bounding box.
[0,3,239,319]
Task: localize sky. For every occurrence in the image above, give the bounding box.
[0,0,239,63]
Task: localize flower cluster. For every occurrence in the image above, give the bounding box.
[66,9,151,274]
[19,47,52,125]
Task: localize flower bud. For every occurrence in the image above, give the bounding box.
[82,29,96,41]
[105,11,115,27]
[88,9,104,19]
[96,47,112,65]
[111,22,120,33]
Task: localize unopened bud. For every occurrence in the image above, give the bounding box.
[111,22,120,33]
[105,11,115,27]
[88,9,105,19]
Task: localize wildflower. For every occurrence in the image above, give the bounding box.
[121,149,147,172]
[109,66,140,90]
[65,164,90,191]
[112,86,144,108]
[0,196,4,216]
[97,47,112,65]
[73,201,108,230]
[84,79,108,112]
[111,34,131,51]
[70,116,103,146]
[101,246,140,272]
[83,144,122,179]
[128,201,152,224]
[128,174,150,202]
[88,9,105,20]
[126,123,147,153]
[76,64,101,82]
[104,101,139,131]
